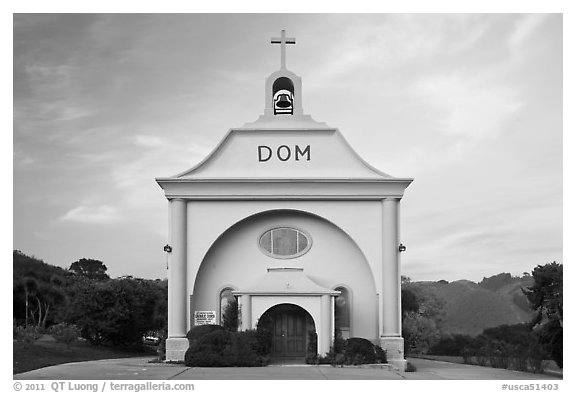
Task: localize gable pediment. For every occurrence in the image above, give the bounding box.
[169,127,392,180]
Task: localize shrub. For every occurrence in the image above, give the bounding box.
[157,338,166,361]
[305,331,318,364]
[344,337,377,364]
[186,324,224,342]
[184,326,267,367]
[405,361,417,372]
[461,347,474,364]
[49,323,80,349]
[375,345,387,363]
[14,325,42,344]
[306,335,386,366]
[222,299,238,332]
[222,331,264,366]
[254,323,272,356]
[430,334,475,356]
[185,329,231,367]
[65,278,167,346]
[305,353,319,365]
[333,327,345,354]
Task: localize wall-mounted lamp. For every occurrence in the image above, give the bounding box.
[163,244,172,253]
[398,244,407,253]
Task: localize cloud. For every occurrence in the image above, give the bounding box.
[60,205,122,224]
[508,14,549,48]
[411,72,523,139]
[304,14,492,87]
[134,135,165,148]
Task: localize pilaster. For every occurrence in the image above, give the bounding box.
[380,197,405,368]
[166,198,188,361]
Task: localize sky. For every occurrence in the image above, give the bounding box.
[12,13,564,282]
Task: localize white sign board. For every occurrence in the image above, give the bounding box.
[194,311,217,326]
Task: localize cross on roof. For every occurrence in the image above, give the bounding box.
[271,29,296,70]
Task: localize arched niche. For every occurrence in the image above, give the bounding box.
[272,77,295,115]
[263,70,303,116]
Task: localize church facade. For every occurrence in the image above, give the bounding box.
[156,31,412,370]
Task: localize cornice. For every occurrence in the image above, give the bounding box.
[156,177,414,184]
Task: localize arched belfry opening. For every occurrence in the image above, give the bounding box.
[272,77,294,115]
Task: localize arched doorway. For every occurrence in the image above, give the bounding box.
[258,303,315,361]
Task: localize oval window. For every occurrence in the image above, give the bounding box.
[259,227,311,259]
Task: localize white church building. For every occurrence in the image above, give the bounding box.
[156,30,413,369]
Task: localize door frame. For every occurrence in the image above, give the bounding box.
[259,303,315,359]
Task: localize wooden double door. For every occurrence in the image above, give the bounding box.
[271,308,307,358]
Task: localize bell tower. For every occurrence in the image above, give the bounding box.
[263,29,304,117]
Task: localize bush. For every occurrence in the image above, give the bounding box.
[305,331,318,364]
[14,325,42,344]
[157,338,166,361]
[333,327,345,354]
[309,337,386,366]
[375,345,387,363]
[66,278,167,346]
[49,323,80,349]
[454,324,547,373]
[344,337,377,364]
[254,322,272,356]
[222,299,238,332]
[430,334,475,356]
[222,331,265,366]
[186,324,224,342]
[185,329,231,367]
[305,353,319,365]
[184,326,267,367]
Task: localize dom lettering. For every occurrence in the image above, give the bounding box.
[258,145,311,162]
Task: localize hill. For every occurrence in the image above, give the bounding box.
[13,250,71,280]
[409,274,535,336]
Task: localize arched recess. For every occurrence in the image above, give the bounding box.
[218,286,237,325]
[192,209,378,340]
[333,284,353,339]
[272,77,295,114]
[196,208,373,279]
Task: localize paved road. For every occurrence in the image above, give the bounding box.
[14,357,561,380]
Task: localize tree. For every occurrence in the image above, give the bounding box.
[401,280,445,354]
[222,298,239,332]
[49,323,81,349]
[524,262,562,327]
[23,277,38,327]
[13,251,71,327]
[403,313,441,354]
[65,277,167,346]
[401,288,419,319]
[28,281,65,328]
[69,258,110,280]
[523,262,563,368]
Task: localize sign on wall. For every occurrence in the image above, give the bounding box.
[258,145,311,162]
[194,311,217,325]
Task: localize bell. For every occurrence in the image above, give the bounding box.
[275,93,292,108]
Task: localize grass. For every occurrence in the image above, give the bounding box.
[13,339,157,375]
